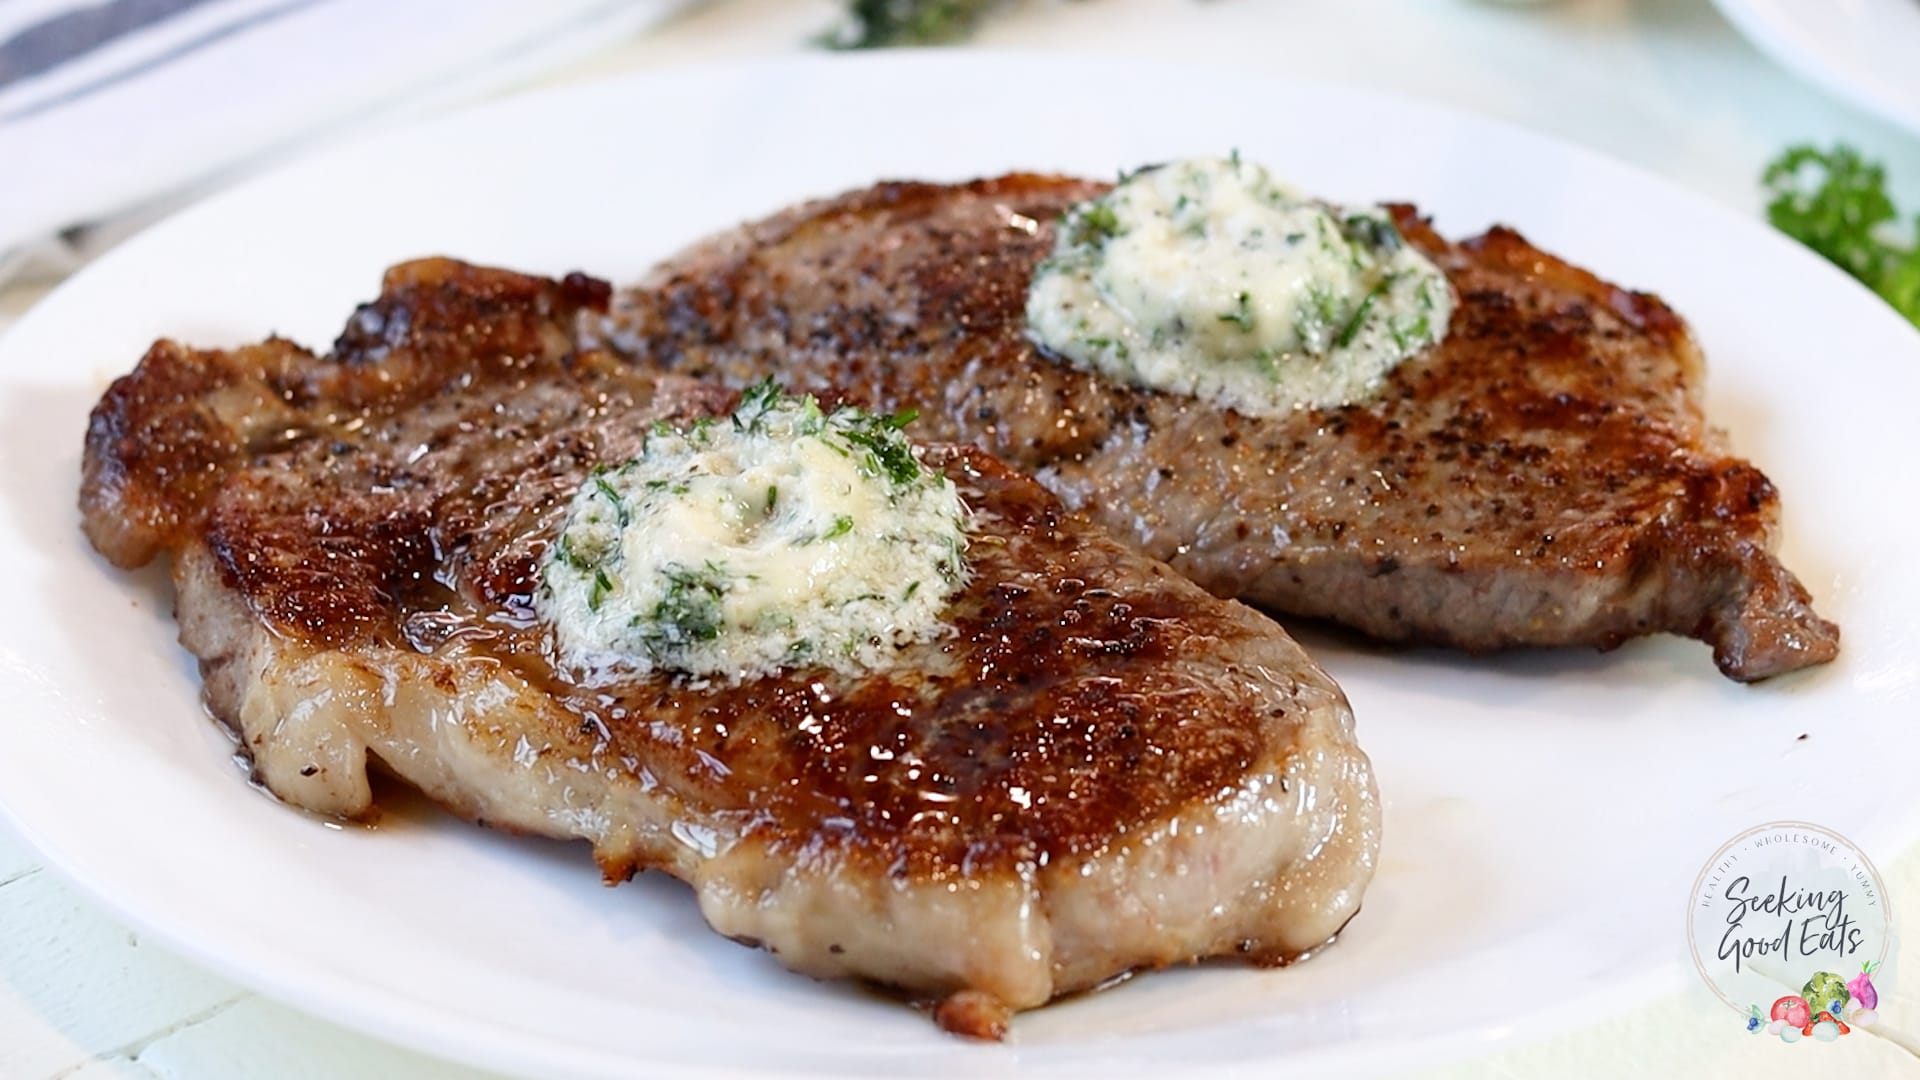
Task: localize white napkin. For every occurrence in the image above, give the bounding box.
[0,0,691,283]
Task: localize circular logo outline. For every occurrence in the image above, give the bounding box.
[1687,819,1891,1014]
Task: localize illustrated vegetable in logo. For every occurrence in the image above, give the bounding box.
[1803,971,1850,1017]
[1805,1010,1849,1041]
[1848,962,1881,1026]
[1759,970,1883,1042]
[1769,996,1811,1030]
[1801,972,1852,1041]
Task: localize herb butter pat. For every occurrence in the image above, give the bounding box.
[1026,155,1455,415]
[538,383,970,681]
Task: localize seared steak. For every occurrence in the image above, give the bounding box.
[598,175,1839,681]
[80,258,1379,1034]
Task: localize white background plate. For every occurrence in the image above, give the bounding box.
[1,55,1917,1078]
[1712,0,1920,136]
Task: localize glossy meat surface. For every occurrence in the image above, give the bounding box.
[599,175,1839,681]
[79,258,1380,1032]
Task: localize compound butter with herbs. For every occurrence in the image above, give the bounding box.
[538,382,969,682]
[1026,155,1455,416]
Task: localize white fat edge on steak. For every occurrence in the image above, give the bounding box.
[1025,154,1455,417]
[537,381,971,683]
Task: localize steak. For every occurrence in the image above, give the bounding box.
[597,174,1839,681]
[80,258,1380,1035]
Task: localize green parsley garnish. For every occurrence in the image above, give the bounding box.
[1292,284,1341,344]
[1067,201,1123,247]
[1342,213,1402,253]
[1335,278,1393,349]
[1217,291,1255,331]
[643,564,728,649]
[1763,144,1920,328]
[733,377,785,433]
[555,533,592,572]
[825,0,1002,48]
[725,381,928,487]
[835,409,924,486]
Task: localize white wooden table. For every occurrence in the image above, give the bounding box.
[5,1,1920,1075]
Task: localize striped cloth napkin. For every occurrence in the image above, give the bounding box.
[0,0,690,283]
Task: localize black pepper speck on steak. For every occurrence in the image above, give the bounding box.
[596,174,1839,681]
[79,258,1379,1036]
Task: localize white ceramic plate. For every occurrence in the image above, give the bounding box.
[2,55,1917,1079]
[1713,0,1920,135]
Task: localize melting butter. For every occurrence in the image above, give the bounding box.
[538,383,969,682]
[1026,156,1454,416]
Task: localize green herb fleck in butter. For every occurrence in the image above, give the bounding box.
[1026,155,1455,416]
[538,382,970,681]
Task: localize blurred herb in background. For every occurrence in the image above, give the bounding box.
[827,0,1006,47]
[1764,144,1920,329]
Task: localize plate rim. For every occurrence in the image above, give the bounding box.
[3,49,1919,1078]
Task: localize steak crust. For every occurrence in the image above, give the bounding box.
[598,175,1839,681]
[80,258,1379,1031]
